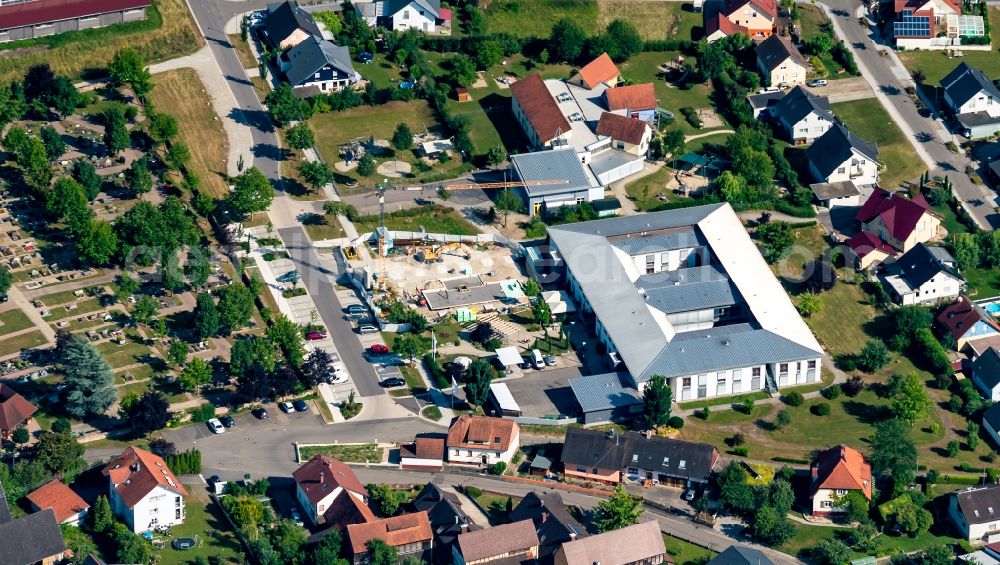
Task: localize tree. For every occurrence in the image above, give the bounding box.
[165,341,188,370]
[393,332,428,361]
[302,349,335,387]
[794,292,823,317]
[10,426,29,450]
[178,357,212,392]
[0,265,11,296]
[230,336,277,377]
[227,167,274,217]
[299,160,334,193]
[449,54,477,87]
[809,33,834,55]
[0,81,26,127]
[750,505,796,545]
[895,502,933,536]
[113,273,141,303]
[48,177,92,237]
[463,4,486,34]
[39,125,65,160]
[716,170,749,203]
[35,431,85,475]
[593,484,643,533]
[756,222,793,263]
[103,105,130,156]
[165,142,191,171]
[549,18,587,62]
[264,83,305,126]
[857,338,890,373]
[114,525,153,565]
[73,159,102,200]
[475,40,504,70]
[495,188,522,228]
[22,136,52,191]
[124,392,170,435]
[890,372,931,424]
[270,520,308,563]
[810,538,851,565]
[869,418,918,494]
[267,315,306,367]
[968,421,981,450]
[47,76,79,117]
[774,408,791,429]
[217,284,255,332]
[194,293,220,339]
[310,530,344,565]
[367,484,403,516]
[485,145,507,168]
[391,122,413,150]
[357,153,376,177]
[643,374,672,429]
[367,539,398,565]
[464,358,496,406]
[131,295,158,326]
[107,48,152,97]
[148,113,179,145]
[61,336,116,418]
[285,123,314,150]
[892,306,933,350]
[602,20,643,61]
[532,297,552,333]
[125,157,154,196]
[88,495,114,535]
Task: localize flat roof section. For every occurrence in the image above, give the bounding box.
[422,282,509,311]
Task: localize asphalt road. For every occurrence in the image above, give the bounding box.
[820,0,1000,229]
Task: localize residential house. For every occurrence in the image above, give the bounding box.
[896,0,961,24]
[705,12,749,42]
[510,74,573,149]
[845,231,897,270]
[0,383,36,438]
[293,454,373,528]
[446,415,520,466]
[554,520,667,565]
[0,0,150,43]
[26,480,89,527]
[454,519,540,565]
[755,35,808,86]
[972,347,1000,401]
[880,243,963,306]
[806,123,879,187]
[374,0,448,33]
[719,0,777,39]
[982,403,1000,452]
[261,0,323,50]
[771,86,834,144]
[810,445,873,516]
[708,545,776,565]
[399,433,446,471]
[950,483,1000,543]
[746,90,786,118]
[811,181,862,209]
[937,296,1000,352]
[568,53,621,90]
[0,484,66,565]
[856,188,941,252]
[280,35,359,96]
[539,204,824,407]
[892,0,982,51]
[509,148,603,217]
[346,512,433,565]
[595,112,653,157]
[561,427,720,489]
[942,62,1000,138]
[509,492,587,558]
[102,446,186,533]
[604,83,658,122]
[412,483,478,563]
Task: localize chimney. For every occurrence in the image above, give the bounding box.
[320,471,325,483]
[541,512,548,523]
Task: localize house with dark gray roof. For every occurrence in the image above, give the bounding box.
[280,35,359,96]
[376,0,448,33]
[568,372,643,424]
[0,484,66,565]
[972,347,1000,401]
[880,243,963,306]
[983,403,1000,455]
[755,35,808,86]
[540,204,823,413]
[806,123,879,188]
[509,148,603,217]
[770,86,834,144]
[412,483,478,563]
[942,62,1000,138]
[708,545,776,565]
[510,492,587,558]
[262,1,323,50]
[950,483,1000,542]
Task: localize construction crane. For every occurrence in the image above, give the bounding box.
[440,179,570,190]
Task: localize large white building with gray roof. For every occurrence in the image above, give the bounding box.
[543,203,823,421]
[510,148,603,217]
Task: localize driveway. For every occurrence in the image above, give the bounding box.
[503,366,583,418]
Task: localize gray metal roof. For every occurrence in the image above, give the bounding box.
[284,36,356,87]
[549,203,725,237]
[806,123,879,180]
[772,86,833,127]
[384,0,441,18]
[568,372,642,412]
[943,62,1000,110]
[637,265,739,314]
[510,149,594,196]
[974,345,1000,391]
[639,324,821,380]
[609,226,706,255]
[265,1,323,43]
[708,546,776,565]
[589,149,640,178]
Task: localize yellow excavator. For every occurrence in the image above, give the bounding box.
[416,242,471,263]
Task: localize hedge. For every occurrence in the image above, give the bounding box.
[165,449,201,475]
[915,327,953,375]
[938,474,982,485]
[772,456,809,464]
[423,353,449,389]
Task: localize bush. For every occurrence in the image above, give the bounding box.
[679,106,702,128]
[783,392,805,406]
[822,384,842,400]
[668,416,685,429]
[811,402,831,416]
[733,446,750,457]
[490,461,507,475]
[464,486,483,498]
[730,432,746,446]
[164,449,201,474]
[926,469,939,484]
[842,375,865,397]
[697,407,710,420]
[189,403,215,423]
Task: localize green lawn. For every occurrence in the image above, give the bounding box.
[897,9,1000,84]
[353,204,480,236]
[598,1,702,40]
[156,483,243,565]
[471,491,522,524]
[483,0,600,36]
[624,167,674,211]
[802,282,876,357]
[831,99,921,189]
[422,405,443,421]
[620,52,725,135]
[303,215,348,242]
[780,520,961,560]
[662,534,717,565]
[797,4,830,40]
[0,330,47,356]
[98,335,155,369]
[298,443,383,463]
[963,265,1000,297]
[685,131,733,154]
[0,309,35,337]
[933,203,967,236]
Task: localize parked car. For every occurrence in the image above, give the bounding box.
[369,344,390,355]
[544,354,557,366]
[293,400,309,412]
[306,331,327,341]
[379,377,405,387]
[807,78,828,87]
[279,401,295,413]
[345,304,367,314]
[531,349,545,370]
[219,415,235,428]
[519,357,531,370]
[290,507,304,526]
[356,51,374,64]
[684,489,697,501]
[252,407,269,419]
[358,324,378,334]
[207,418,225,434]
[329,363,349,384]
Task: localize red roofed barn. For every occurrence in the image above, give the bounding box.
[568,53,621,90]
[510,74,572,149]
[294,454,374,528]
[0,383,36,439]
[595,112,652,157]
[102,446,187,533]
[856,188,942,252]
[810,444,872,515]
[0,0,151,43]
[346,512,433,564]
[27,480,90,527]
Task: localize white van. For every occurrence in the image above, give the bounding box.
[531,349,544,370]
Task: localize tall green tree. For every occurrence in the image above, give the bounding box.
[22,136,52,191]
[194,293,220,338]
[393,333,428,362]
[549,18,587,62]
[165,142,191,171]
[107,48,152,97]
[47,76,79,117]
[178,357,212,392]
[72,159,102,200]
[601,20,643,61]
[299,160,334,193]
[367,539,398,565]
[267,315,306,367]
[391,123,413,150]
[464,358,496,406]
[61,336,116,418]
[88,495,114,534]
[35,431,85,475]
[643,374,672,429]
[124,391,170,435]
[593,484,643,532]
[869,418,918,494]
[448,54,477,87]
[39,125,65,160]
[102,105,130,155]
[230,336,277,376]
[756,222,793,263]
[889,372,931,424]
[217,283,255,332]
[495,189,522,227]
[0,265,11,296]
[78,220,119,266]
[125,157,154,196]
[148,113,179,146]
[47,177,92,236]
[264,83,306,126]
[310,530,345,565]
[286,123,314,150]
[857,338,890,373]
[226,167,274,217]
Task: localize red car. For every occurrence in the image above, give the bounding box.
[306,331,328,341]
[369,344,389,355]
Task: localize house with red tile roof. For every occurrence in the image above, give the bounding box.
[0,0,150,43]
[722,0,777,39]
[510,74,573,149]
[446,415,520,466]
[595,112,653,157]
[810,445,872,515]
[603,83,658,122]
[0,383,36,439]
[400,434,446,471]
[454,519,539,564]
[346,512,433,564]
[846,231,897,270]
[102,447,187,533]
[705,12,750,42]
[27,480,90,527]
[937,296,1000,351]
[294,454,374,527]
[856,188,942,252]
[568,53,621,90]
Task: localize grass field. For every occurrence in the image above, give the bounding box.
[0,309,35,337]
[620,52,725,135]
[0,0,202,83]
[298,443,382,463]
[597,1,702,40]
[303,214,348,241]
[625,167,676,211]
[0,330,47,356]
[897,8,1000,84]
[831,99,921,189]
[228,34,257,70]
[483,0,601,36]
[662,535,717,565]
[149,68,231,199]
[354,205,480,235]
[157,483,243,565]
[797,4,830,40]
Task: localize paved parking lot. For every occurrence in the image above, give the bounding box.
[502,366,583,418]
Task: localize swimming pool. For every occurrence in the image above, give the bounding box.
[987,303,1000,314]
